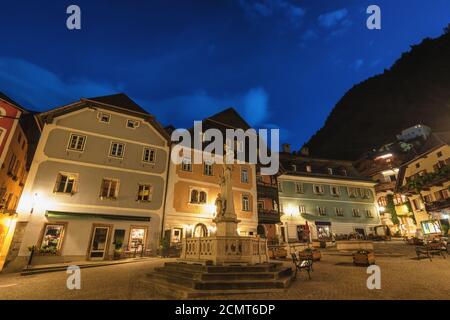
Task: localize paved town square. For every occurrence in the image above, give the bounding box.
[0,242,448,300]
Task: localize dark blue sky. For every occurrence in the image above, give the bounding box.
[1,0,449,150]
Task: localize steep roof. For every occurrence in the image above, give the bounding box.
[0,91,25,111]
[86,93,148,115]
[204,107,251,130]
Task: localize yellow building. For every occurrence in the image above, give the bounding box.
[397,132,450,230]
[162,108,258,249]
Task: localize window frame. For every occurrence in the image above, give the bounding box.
[330,185,340,196]
[240,168,249,184]
[98,112,111,123]
[242,194,250,211]
[313,184,324,195]
[99,178,120,199]
[136,184,153,202]
[67,133,87,152]
[126,119,140,129]
[203,162,214,176]
[109,141,126,158]
[38,222,68,255]
[295,182,304,194]
[142,147,156,164]
[181,158,192,172]
[54,172,78,195]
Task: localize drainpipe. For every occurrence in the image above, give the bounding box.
[160,143,172,245]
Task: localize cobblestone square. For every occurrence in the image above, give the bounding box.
[0,242,448,300]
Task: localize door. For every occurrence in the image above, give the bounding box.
[88,225,111,260]
[128,226,147,253]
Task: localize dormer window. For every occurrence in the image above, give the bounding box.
[291,165,297,172]
[327,168,333,175]
[306,165,312,173]
[126,119,140,129]
[98,112,111,123]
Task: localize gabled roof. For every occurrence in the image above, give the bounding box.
[39,93,170,142]
[86,93,148,115]
[204,107,251,130]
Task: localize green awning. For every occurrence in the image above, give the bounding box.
[45,210,151,222]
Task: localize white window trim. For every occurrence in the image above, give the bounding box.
[295,182,304,194]
[241,168,249,183]
[182,158,192,172]
[54,172,78,195]
[67,133,87,152]
[203,161,214,176]
[100,178,120,199]
[136,184,153,202]
[126,119,140,129]
[313,184,324,195]
[330,185,340,196]
[98,112,111,123]
[242,194,250,211]
[188,187,208,205]
[109,141,126,158]
[142,147,156,164]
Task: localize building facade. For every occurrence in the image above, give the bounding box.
[0,93,39,271]
[397,132,450,233]
[163,108,258,248]
[7,94,170,270]
[278,148,380,243]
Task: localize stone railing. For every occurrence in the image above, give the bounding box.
[180,236,269,265]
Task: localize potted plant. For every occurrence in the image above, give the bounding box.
[353,249,375,266]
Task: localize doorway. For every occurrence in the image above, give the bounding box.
[88,224,111,260]
[128,226,148,253]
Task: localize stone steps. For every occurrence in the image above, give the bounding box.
[145,261,294,297]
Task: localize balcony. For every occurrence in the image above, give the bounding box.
[258,209,281,224]
[425,198,450,212]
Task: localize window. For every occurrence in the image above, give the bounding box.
[393,194,405,205]
[257,200,265,210]
[98,112,111,123]
[313,184,324,194]
[241,168,249,183]
[335,207,344,216]
[317,206,326,216]
[190,189,207,204]
[299,204,306,214]
[242,195,250,211]
[54,173,77,194]
[100,179,119,199]
[347,187,358,198]
[204,162,213,176]
[363,189,371,198]
[40,223,66,253]
[109,142,125,158]
[68,134,86,151]
[411,198,421,211]
[423,194,433,203]
[327,168,333,175]
[137,184,153,202]
[278,181,283,192]
[437,151,443,158]
[365,209,373,218]
[341,168,348,176]
[352,209,361,217]
[182,158,192,172]
[433,160,446,171]
[378,196,387,207]
[142,148,156,163]
[306,165,312,173]
[126,119,140,129]
[330,185,340,196]
[295,182,304,193]
[291,164,297,172]
[415,163,420,168]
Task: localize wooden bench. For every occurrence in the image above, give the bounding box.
[291,253,313,279]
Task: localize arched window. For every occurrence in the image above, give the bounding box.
[193,223,207,237]
[190,189,198,203]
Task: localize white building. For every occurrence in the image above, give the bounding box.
[396,124,431,142]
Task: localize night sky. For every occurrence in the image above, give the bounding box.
[1,0,450,150]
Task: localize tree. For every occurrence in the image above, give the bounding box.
[386,194,400,225]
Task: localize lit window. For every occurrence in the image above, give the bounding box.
[242,195,250,211]
[241,168,249,183]
[142,147,156,163]
[109,142,125,158]
[100,178,119,199]
[98,112,111,123]
[54,173,77,194]
[40,223,66,253]
[137,184,153,202]
[126,119,140,129]
[68,134,86,151]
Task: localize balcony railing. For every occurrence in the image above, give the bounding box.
[425,198,450,212]
[258,209,281,224]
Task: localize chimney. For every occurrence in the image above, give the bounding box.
[300,146,309,156]
[282,143,291,154]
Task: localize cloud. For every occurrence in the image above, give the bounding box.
[239,0,305,28]
[318,8,349,28]
[301,29,319,41]
[151,87,271,127]
[0,57,121,110]
[351,59,364,71]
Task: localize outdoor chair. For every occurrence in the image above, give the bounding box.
[291,252,313,279]
[415,241,447,261]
